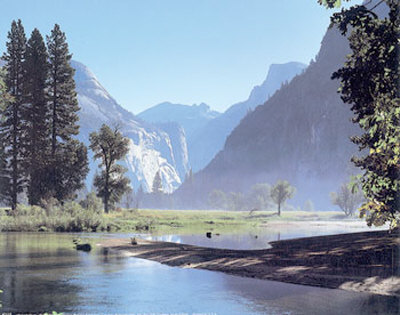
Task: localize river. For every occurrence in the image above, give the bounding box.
[0,228,398,314]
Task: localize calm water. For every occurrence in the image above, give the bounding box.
[0,232,398,314]
[145,221,386,250]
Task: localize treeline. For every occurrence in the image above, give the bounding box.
[0,20,87,209]
[0,20,130,212]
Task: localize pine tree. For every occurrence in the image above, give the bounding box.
[152,170,163,194]
[0,66,12,204]
[47,24,79,155]
[1,20,27,210]
[46,24,88,201]
[89,124,130,213]
[53,139,89,201]
[136,184,144,208]
[22,28,49,205]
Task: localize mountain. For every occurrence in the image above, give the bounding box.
[138,102,220,139]
[72,60,189,193]
[177,25,360,210]
[188,62,307,172]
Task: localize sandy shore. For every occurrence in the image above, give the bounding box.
[99,229,400,296]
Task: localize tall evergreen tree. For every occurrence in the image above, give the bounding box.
[0,66,13,204]
[1,20,27,210]
[89,124,130,213]
[152,170,163,194]
[46,24,88,201]
[47,24,79,155]
[22,28,49,205]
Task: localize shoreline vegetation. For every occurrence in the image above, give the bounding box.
[0,205,372,233]
[99,229,400,297]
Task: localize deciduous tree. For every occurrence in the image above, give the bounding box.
[330,182,365,216]
[89,124,130,213]
[320,0,400,227]
[270,180,295,216]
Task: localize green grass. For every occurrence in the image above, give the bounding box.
[103,209,354,234]
[0,205,355,234]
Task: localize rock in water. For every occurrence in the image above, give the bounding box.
[76,243,92,252]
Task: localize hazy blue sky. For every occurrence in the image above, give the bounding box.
[0,0,362,113]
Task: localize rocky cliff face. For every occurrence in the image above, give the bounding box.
[187,62,306,172]
[178,27,360,210]
[72,60,189,193]
[138,102,220,139]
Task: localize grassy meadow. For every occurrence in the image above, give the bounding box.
[0,202,360,234]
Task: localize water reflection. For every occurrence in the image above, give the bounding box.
[0,232,398,314]
[146,223,385,250]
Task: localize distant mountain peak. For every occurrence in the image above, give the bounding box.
[188,61,307,172]
[72,60,190,193]
[138,102,220,138]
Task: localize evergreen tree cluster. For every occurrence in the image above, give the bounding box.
[0,20,88,209]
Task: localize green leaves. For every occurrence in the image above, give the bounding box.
[89,124,130,213]
[318,0,342,9]
[322,0,400,228]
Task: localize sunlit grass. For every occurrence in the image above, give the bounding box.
[0,204,360,233]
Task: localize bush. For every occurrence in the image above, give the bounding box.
[0,200,109,232]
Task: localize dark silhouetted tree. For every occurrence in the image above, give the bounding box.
[1,20,27,210]
[0,66,13,204]
[320,0,400,227]
[46,24,88,202]
[90,124,130,213]
[22,28,49,205]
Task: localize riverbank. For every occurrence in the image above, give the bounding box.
[0,206,363,233]
[99,229,400,296]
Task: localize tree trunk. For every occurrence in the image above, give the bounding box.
[278,202,281,216]
[104,196,109,214]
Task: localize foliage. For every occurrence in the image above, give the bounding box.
[227,192,245,211]
[90,124,130,213]
[0,21,88,207]
[270,180,295,216]
[0,19,27,210]
[318,0,351,9]
[0,201,108,232]
[22,28,50,205]
[52,140,89,201]
[322,0,400,227]
[79,191,103,212]
[330,182,365,216]
[46,24,88,203]
[0,68,12,204]
[120,187,135,209]
[152,170,163,194]
[208,190,228,210]
[247,183,272,211]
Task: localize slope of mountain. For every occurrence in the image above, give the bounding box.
[138,102,220,139]
[178,26,359,210]
[188,62,307,172]
[72,60,189,193]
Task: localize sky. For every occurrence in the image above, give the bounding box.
[0,0,362,114]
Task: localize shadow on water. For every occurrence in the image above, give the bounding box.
[0,232,398,314]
